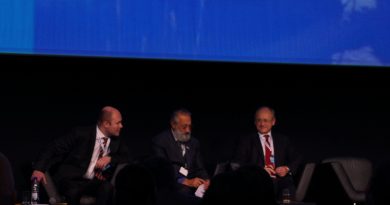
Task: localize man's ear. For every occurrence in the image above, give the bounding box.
[103,120,111,127]
[170,121,176,129]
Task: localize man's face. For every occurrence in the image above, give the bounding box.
[172,114,192,142]
[105,111,123,137]
[255,109,275,134]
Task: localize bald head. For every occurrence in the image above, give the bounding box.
[98,106,119,124]
[98,106,123,137]
[255,106,275,120]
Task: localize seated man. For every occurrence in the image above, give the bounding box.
[31,106,129,205]
[233,106,301,200]
[152,109,209,196]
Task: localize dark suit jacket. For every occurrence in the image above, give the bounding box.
[0,152,15,205]
[33,126,129,183]
[233,132,301,175]
[152,130,209,180]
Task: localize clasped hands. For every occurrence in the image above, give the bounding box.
[183,177,210,189]
[94,156,111,180]
[264,165,289,178]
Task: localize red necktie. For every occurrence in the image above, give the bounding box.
[264,135,274,168]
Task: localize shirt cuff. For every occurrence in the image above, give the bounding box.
[177,177,185,184]
[286,166,292,175]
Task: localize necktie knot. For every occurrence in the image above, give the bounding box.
[264,135,270,143]
[102,137,108,147]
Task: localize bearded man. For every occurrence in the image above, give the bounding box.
[152,109,209,195]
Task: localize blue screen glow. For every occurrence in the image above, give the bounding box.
[1,0,389,66]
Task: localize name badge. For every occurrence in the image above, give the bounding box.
[179,166,189,176]
[270,155,275,164]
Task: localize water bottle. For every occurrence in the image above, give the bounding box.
[31,177,40,204]
[282,188,291,204]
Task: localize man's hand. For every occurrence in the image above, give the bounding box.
[264,165,276,178]
[275,166,290,177]
[95,156,111,169]
[183,177,206,188]
[31,170,47,185]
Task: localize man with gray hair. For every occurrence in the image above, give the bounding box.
[233,106,301,200]
[152,109,209,196]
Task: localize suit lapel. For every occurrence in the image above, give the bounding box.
[272,133,281,167]
[109,137,119,153]
[254,133,265,167]
[168,131,186,164]
[86,128,97,163]
[184,140,194,167]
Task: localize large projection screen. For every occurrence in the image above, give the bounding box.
[1,0,389,66]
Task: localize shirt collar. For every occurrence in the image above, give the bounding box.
[258,131,272,138]
[96,126,107,140]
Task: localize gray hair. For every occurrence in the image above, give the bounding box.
[170,108,192,124]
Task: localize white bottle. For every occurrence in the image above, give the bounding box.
[31,177,40,204]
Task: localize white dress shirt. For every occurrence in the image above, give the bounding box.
[83,126,111,179]
[258,131,274,159]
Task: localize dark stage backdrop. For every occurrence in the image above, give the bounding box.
[1,54,390,196]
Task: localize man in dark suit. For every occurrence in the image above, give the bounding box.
[233,106,301,199]
[31,106,129,205]
[0,152,15,205]
[152,109,209,196]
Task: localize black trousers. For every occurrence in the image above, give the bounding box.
[59,178,113,205]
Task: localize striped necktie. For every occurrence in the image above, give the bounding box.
[98,137,108,159]
[95,137,108,179]
[264,135,274,168]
